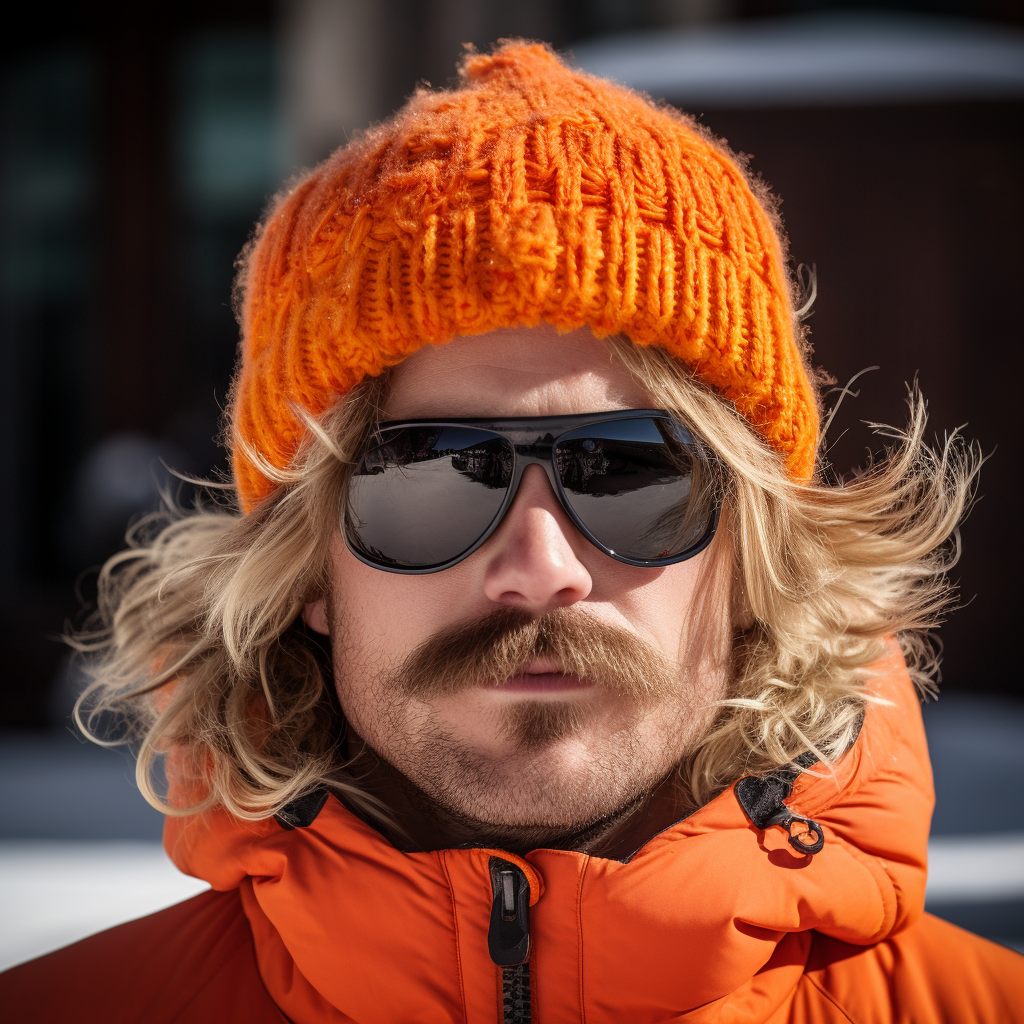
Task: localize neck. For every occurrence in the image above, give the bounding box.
[339,734,697,861]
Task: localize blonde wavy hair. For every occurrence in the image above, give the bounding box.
[72,336,979,822]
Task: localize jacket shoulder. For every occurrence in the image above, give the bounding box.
[789,913,1024,1024]
[0,887,285,1024]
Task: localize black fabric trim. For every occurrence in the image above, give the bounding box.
[275,787,330,830]
[734,750,819,830]
[735,774,796,830]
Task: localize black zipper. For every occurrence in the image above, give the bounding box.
[488,857,532,1024]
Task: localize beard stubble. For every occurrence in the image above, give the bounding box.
[340,605,705,835]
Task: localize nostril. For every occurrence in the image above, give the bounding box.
[494,585,585,610]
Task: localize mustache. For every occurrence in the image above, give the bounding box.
[395,606,676,700]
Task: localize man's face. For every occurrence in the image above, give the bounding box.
[304,324,733,838]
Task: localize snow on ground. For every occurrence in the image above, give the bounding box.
[0,841,208,971]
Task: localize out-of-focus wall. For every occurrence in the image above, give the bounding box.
[279,0,742,165]
[1,4,280,728]
[281,0,387,167]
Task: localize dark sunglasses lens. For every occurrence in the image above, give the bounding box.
[554,418,716,562]
[345,426,513,569]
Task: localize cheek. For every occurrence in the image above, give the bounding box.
[327,538,472,688]
[332,547,417,645]
[612,554,729,662]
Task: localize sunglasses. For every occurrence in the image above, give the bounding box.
[343,409,721,574]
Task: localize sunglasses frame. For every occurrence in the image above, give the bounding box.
[343,409,722,575]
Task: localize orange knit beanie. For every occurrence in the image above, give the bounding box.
[231,41,819,511]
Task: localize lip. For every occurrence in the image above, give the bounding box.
[494,671,594,693]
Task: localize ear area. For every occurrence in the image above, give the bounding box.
[303,598,330,635]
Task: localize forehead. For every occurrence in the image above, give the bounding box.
[383,325,651,420]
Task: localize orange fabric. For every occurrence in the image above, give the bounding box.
[797,917,1024,1024]
[4,900,1018,1024]
[4,650,1021,1021]
[231,42,820,511]
[0,888,285,1023]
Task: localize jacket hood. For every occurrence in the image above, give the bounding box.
[165,645,933,1023]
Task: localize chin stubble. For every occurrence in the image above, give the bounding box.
[334,604,705,838]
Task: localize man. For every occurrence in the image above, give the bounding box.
[3,41,1020,1024]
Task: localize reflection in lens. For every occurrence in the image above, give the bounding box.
[554,417,716,561]
[346,426,513,569]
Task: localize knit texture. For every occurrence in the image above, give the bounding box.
[231,42,819,510]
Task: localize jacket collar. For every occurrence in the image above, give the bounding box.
[166,644,932,1023]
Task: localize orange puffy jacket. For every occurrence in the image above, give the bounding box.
[2,648,1022,1023]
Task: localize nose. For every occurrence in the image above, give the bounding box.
[481,464,593,612]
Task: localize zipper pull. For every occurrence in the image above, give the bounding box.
[488,857,531,966]
[764,808,825,854]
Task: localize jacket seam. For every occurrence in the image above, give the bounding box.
[576,856,590,1024]
[825,836,895,941]
[804,972,859,1024]
[440,851,470,1024]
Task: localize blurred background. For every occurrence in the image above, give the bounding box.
[2,0,1023,970]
